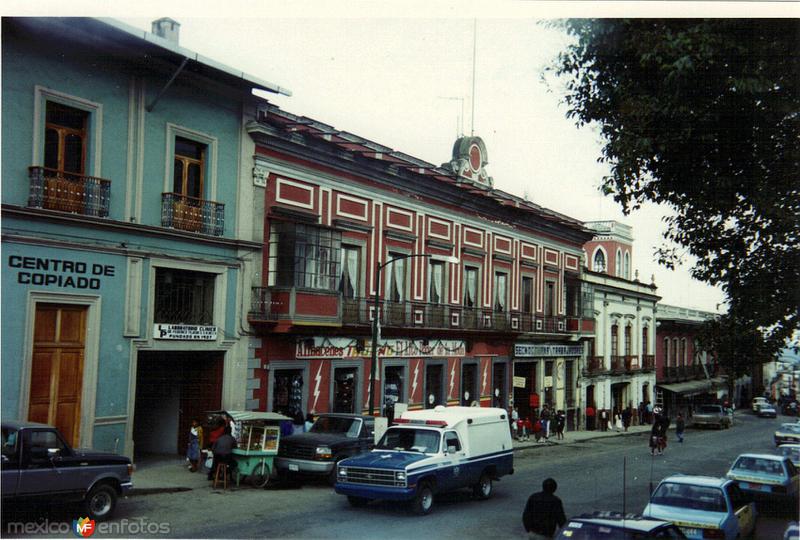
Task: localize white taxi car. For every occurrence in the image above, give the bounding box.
[643,475,755,540]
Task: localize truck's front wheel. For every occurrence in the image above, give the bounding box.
[84,484,117,521]
[411,481,434,515]
[472,472,493,500]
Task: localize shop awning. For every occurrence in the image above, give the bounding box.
[658,376,727,396]
[206,410,291,422]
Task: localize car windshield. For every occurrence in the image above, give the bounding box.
[780,447,800,462]
[310,417,361,438]
[376,428,440,453]
[732,457,785,477]
[697,405,722,414]
[780,424,800,434]
[651,482,727,512]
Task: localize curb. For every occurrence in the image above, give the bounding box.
[128,487,193,497]
[512,429,650,452]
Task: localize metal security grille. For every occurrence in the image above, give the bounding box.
[154,268,215,325]
[341,467,404,487]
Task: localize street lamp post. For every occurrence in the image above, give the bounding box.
[367,253,458,416]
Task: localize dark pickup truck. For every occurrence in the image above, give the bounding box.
[1,421,133,520]
[275,413,374,484]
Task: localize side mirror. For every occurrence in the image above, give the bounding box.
[447,445,457,454]
[47,448,61,459]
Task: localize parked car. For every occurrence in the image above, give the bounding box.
[726,453,799,504]
[757,403,778,418]
[692,404,732,429]
[752,397,769,412]
[1,421,133,520]
[642,475,756,540]
[779,444,800,468]
[556,512,687,539]
[275,413,374,484]
[335,406,513,515]
[775,423,800,446]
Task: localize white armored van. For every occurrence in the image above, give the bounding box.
[334,405,514,514]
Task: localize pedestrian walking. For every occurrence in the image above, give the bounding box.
[522,478,567,539]
[675,413,685,443]
[186,419,203,472]
[645,401,653,424]
[555,410,565,440]
[599,409,608,432]
[622,406,632,432]
[637,401,644,426]
[649,408,667,455]
[511,406,520,440]
[585,404,596,431]
[540,405,551,440]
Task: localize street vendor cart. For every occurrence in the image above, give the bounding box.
[207,410,290,488]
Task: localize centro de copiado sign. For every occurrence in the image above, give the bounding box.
[8,255,115,290]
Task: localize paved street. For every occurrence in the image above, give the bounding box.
[3,411,797,538]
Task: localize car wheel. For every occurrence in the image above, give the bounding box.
[472,472,493,500]
[84,484,117,521]
[347,496,369,507]
[411,481,434,515]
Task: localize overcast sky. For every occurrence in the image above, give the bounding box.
[11,1,793,313]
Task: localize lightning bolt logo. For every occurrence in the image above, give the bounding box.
[412,361,419,400]
[449,363,455,400]
[482,364,488,395]
[312,364,322,411]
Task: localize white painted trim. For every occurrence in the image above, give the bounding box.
[386,206,414,232]
[592,246,609,273]
[20,291,102,450]
[164,123,219,201]
[427,216,452,241]
[258,158,583,258]
[322,187,332,226]
[335,193,369,221]
[123,257,143,336]
[543,248,560,267]
[124,77,137,221]
[33,85,103,176]
[462,226,484,248]
[493,235,512,255]
[134,80,146,222]
[520,241,537,261]
[275,177,315,210]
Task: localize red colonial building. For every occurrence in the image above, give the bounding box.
[246,105,594,421]
[655,303,724,416]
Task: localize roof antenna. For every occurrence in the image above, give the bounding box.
[471,18,477,137]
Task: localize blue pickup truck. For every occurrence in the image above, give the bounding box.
[2,421,133,520]
[334,406,513,515]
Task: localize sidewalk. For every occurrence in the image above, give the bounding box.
[130,425,656,495]
[512,424,653,450]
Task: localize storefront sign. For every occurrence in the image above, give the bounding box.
[8,255,115,290]
[154,324,218,341]
[544,376,554,388]
[514,343,582,358]
[295,337,466,359]
[513,376,526,388]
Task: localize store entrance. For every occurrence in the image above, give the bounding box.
[425,363,444,409]
[513,361,537,420]
[272,369,304,416]
[132,351,223,458]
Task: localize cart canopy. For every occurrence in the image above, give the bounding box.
[207,410,291,422]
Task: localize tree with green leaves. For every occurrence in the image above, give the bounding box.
[552,19,799,372]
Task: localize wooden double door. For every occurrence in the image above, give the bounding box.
[28,304,87,448]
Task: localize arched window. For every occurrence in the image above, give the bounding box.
[664,337,670,366]
[624,251,630,279]
[642,325,649,355]
[593,249,606,273]
[615,249,622,276]
[673,338,680,366]
[682,338,688,365]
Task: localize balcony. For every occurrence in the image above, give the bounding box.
[585,356,606,375]
[161,192,224,236]
[642,355,655,371]
[249,292,588,336]
[611,356,626,373]
[28,166,110,217]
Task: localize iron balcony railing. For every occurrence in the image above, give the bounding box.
[585,356,606,375]
[28,166,110,217]
[249,290,583,335]
[161,192,224,236]
[642,355,656,371]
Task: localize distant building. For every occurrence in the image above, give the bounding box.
[654,304,724,415]
[580,221,659,427]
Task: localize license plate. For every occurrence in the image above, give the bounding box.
[289,464,299,472]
